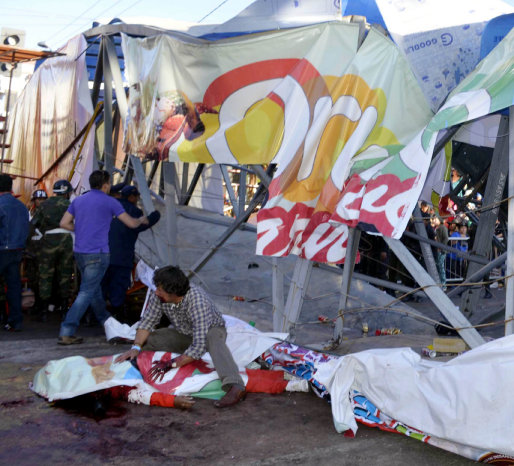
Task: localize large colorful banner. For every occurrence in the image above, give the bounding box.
[122,22,433,263]
[121,22,512,264]
[257,25,514,263]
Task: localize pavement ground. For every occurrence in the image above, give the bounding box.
[0,303,486,465]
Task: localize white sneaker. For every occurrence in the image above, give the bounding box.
[285,378,310,392]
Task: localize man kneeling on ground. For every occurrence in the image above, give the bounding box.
[115,266,246,408]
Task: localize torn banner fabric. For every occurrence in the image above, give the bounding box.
[31,319,287,401]
[6,35,96,203]
[257,26,514,263]
[419,28,514,213]
[121,22,433,263]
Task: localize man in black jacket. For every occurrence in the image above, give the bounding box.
[102,185,160,321]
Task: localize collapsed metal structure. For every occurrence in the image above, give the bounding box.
[29,21,514,350]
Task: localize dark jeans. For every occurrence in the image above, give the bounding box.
[0,250,23,329]
[60,253,111,337]
[101,264,132,308]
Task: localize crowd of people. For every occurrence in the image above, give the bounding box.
[0,170,161,333]
[356,167,498,298]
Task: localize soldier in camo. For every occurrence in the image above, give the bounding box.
[24,189,49,311]
[31,180,74,321]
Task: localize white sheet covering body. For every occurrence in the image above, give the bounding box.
[315,335,514,457]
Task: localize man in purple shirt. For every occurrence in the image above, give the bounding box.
[58,170,148,345]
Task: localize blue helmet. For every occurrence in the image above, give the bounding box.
[53,180,73,195]
[31,189,48,200]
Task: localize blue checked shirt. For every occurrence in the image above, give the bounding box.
[138,283,225,359]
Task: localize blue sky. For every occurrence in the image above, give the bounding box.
[1,0,250,49]
[3,0,514,50]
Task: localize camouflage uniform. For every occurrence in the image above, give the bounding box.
[24,219,42,306]
[31,196,73,302]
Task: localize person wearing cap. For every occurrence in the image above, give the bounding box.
[58,170,149,345]
[0,174,29,331]
[101,184,160,322]
[109,182,126,199]
[28,189,48,218]
[30,179,74,322]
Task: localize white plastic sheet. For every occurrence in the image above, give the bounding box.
[315,335,514,457]
[6,35,95,202]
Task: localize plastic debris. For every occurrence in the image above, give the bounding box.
[375,328,401,336]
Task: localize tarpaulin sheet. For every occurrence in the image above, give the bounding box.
[262,339,514,463]
[121,22,513,263]
[5,35,95,202]
[313,335,514,460]
[257,26,514,262]
[351,390,514,464]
